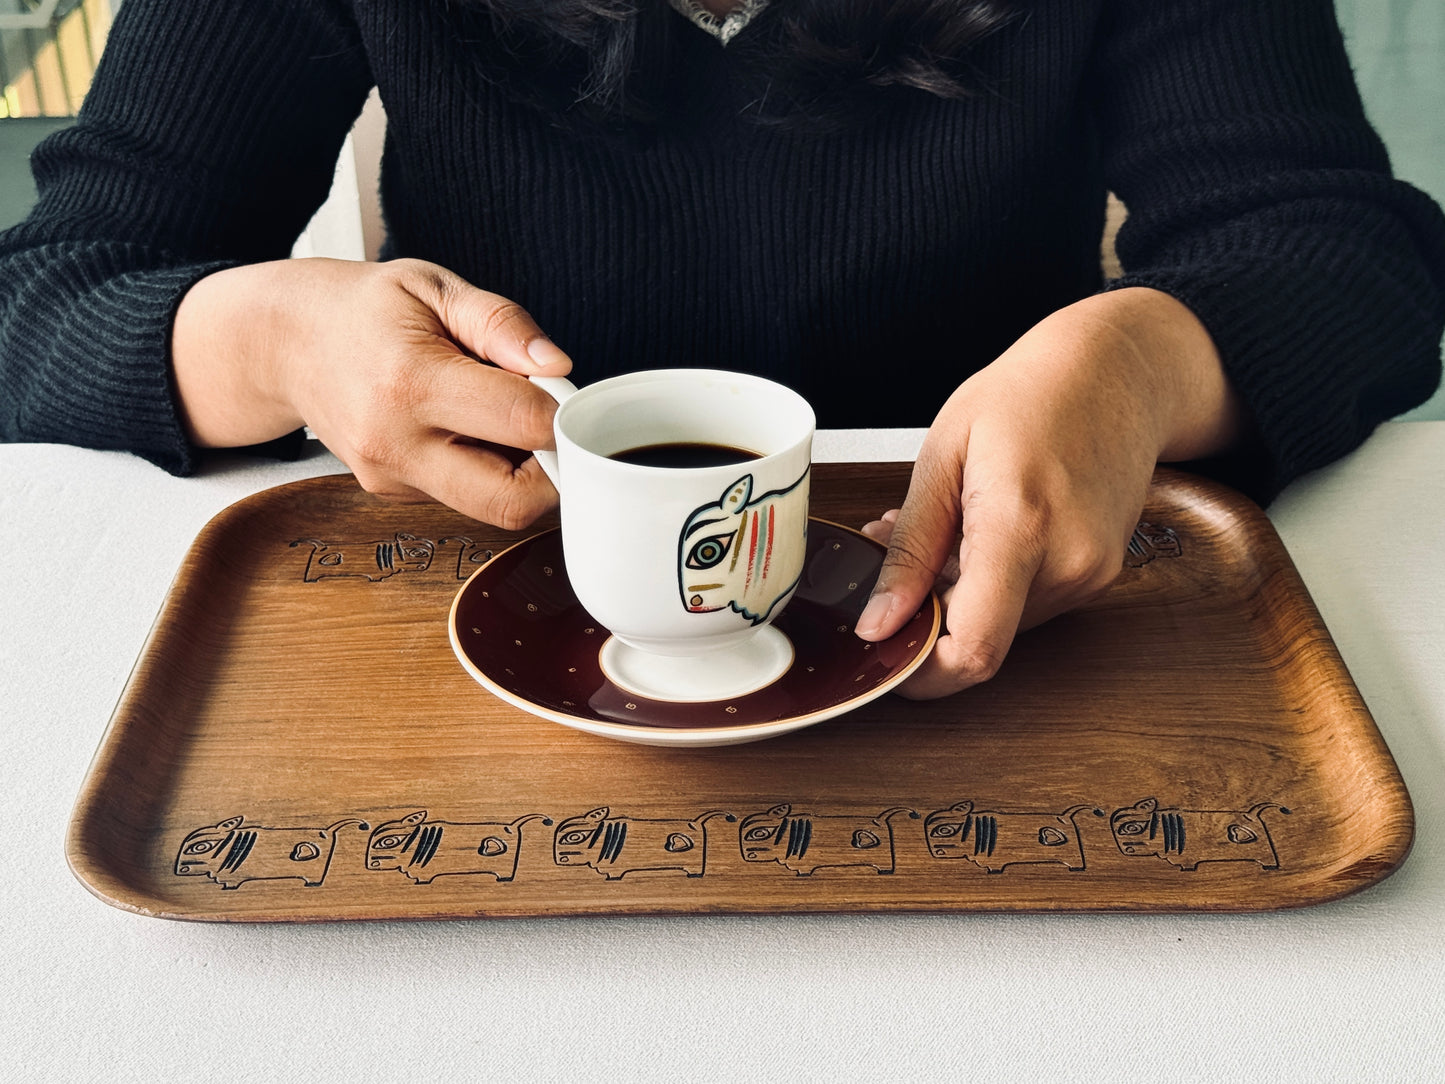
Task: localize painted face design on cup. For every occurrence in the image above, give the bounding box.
[529,369,815,698]
[678,470,810,625]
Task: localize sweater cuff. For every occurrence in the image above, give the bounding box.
[1103,266,1443,505]
[22,258,236,477]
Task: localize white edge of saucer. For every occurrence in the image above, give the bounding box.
[446,527,943,748]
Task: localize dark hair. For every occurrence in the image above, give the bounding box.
[444,0,1021,129]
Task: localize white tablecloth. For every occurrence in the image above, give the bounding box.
[3,425,1443,1083]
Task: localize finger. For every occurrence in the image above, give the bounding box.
[855,465,960,641]
[858,508,902,544]
[1014,520,1129,632]
[398,262,572,376]
[936,551,962,589]
[895,516,1043,699]
[414,351,562,453]
[860,510,967,598]
[445,288,571,374]
[403,438,560,531]
[859,520,891,544]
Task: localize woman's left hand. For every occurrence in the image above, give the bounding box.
[854,287,1245,699]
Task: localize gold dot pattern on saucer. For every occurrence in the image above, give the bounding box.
[451,522,939,732]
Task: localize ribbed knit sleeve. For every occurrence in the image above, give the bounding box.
[6,0,1444,495]
[1093,0,1445,502]
[0,0,373,473]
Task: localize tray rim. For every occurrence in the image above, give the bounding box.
[64,466,1416,922]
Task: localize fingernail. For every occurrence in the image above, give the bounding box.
[526,336,570,369]
[856,591,894,639]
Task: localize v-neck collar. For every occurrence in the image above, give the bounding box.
[666,0,771,46]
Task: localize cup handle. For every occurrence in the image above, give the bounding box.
[529,375,578,490]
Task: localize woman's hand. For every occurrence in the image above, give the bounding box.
[854,287,1245,699]
[172,257,571,529]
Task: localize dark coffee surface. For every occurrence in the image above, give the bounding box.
[608,442,761,469]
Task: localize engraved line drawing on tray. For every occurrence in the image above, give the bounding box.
[290,534,495,582]
[923,802,1105,873]
[552,806,737,880]
[171,795,1297,891]
[291,533,437,581]
[678,469,810,624]
[174,816,370,889]
[738,803,918,876]
[1109,797,1292,870]
[1124,522,1182,567]
[442,537,496,580]
[366,810,552,884]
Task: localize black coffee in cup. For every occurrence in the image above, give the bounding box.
[608,442,762,469]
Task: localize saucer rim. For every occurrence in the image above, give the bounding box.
[447,517,941,743]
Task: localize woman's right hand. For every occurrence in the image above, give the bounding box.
[172,257,572,529]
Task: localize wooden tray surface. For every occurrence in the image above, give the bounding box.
[66,464,1413,921]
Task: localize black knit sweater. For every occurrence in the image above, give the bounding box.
[3,0,1444,503]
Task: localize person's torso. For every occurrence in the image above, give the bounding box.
[350,0,1109,426]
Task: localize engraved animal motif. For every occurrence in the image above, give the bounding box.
[738,804,917,876]
[441,536,495,580]
[1125,522,1182,567]
[1110,797,1291,870]
[552,807,735,880]
[174,815,369,889]
[365,810,551,884]
[678,470,810,624]
[924,801,1104,873]
[291,533,435,581]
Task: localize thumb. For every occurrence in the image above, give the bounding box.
[855,458,961,641]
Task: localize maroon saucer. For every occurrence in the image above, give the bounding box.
[449,519,940,744]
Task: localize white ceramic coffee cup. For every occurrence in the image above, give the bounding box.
[532,369,815,701]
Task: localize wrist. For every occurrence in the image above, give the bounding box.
[1071,287,1245,462]
[171,260,317,447]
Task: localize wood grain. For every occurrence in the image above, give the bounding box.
[65,465,1414,920]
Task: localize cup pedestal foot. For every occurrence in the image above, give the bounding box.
[598,627,795,703]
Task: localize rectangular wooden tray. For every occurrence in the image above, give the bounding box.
[66,464,1413,920]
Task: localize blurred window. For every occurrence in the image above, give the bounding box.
[1,0,116,118]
